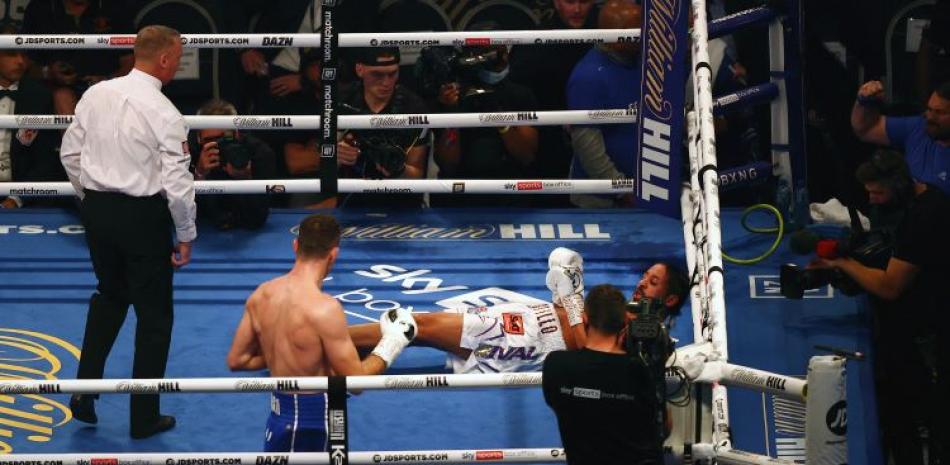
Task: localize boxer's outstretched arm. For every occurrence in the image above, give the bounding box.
[319,300,388,376]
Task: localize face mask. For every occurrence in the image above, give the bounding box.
[478,66,509,85]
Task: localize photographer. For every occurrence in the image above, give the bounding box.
[334,47,429,208]
[192,99,276,230]
[429,22,539,207]
[542,284,666,465]
[810,149,949,465]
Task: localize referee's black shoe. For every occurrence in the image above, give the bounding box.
[69,394,98,424]
[131,415,176,439]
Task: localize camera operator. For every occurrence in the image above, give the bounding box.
[810,149,949,465]
[430,22,539,207]
[542,284,668,465]
[333,47,429,208]
[191,99,276,230]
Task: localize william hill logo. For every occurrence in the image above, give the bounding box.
[37,383,61,394]
[310,222,611,240]
[157,381,181,392]
[276,380,301,391]
[271,117,292,128]
[425,376,448,387]
[369,115,430,127]
[517,112,538,121]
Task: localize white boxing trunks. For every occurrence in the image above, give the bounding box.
[446,302,567,373]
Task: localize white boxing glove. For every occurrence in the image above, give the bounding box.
[545,247,585,327]
[371,308,418,367]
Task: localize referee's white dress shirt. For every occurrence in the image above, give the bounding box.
[61,68,197,243]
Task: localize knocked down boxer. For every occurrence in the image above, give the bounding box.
[348,248,688,373]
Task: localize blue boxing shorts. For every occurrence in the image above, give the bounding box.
[264,392,328,452]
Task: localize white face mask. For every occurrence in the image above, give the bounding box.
[478,66,509,85]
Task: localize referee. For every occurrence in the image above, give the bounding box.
[60,25,195,439]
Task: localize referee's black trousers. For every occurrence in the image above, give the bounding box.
[77,190,174,430]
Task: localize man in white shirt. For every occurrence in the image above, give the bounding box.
[60,24,195,440]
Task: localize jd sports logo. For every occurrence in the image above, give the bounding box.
[826,400,847,436]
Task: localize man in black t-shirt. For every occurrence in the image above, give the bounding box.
[811,149,950,465]
[282,47,430,208]
[542,284,664,465]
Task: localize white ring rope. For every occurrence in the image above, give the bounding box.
[0,29,639,50]
[0,449,567,465]
[0,179,635,197]
[0,109,635,130]
[0,373,539,395]
[0,360,805,402]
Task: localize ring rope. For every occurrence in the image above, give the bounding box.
[0,178,635,197]
[0,449,566,464]
[0,28,640,50]
[0,361,806,402]
[0,109,635,130]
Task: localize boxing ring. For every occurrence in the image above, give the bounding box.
[0,0,881,463]
[0,208,875,463]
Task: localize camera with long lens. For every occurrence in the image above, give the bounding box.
[352,133,406,179]
[215,133,252,171]
[779,228,894,299]
[415,46,504,112]
[625,298,674,369]
[337,103,407,179]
